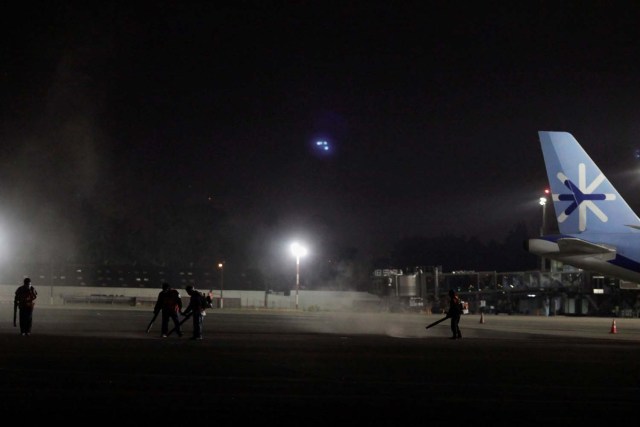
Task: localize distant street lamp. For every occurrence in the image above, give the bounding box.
[290,242,308,310]
[218,262,224,309]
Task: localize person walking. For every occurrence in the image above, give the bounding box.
[153,282,183,337]
[182,285,205,340]
[14,277,37,336]
[447,289,463,339]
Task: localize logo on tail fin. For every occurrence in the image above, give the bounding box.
[554,163,616,231]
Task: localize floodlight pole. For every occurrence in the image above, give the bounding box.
[295,255,300,310]
[539,196,547,271]
[290,242,307,310]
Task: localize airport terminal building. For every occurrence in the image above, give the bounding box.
[371,265,640,318]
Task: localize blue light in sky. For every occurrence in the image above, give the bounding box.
[309,138,334,159]
[316,140,330,151]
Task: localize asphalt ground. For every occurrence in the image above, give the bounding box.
[1,306,639,425]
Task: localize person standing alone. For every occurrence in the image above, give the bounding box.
[14,277,37,336]
[447,289,463,339]
[153,282,183,337]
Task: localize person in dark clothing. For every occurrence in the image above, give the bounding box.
[14,277,37,336]
[153,282,183,337]
[447,289,463,339]
[182,285,205,340]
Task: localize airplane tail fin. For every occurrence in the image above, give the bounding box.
[538,131,640,235]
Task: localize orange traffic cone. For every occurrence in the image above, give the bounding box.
[479,312,485,324]
[610,319,617,334]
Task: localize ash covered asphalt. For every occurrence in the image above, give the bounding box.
[1,306,638,424]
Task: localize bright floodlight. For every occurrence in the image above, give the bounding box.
[539,197,547,206]
[290,242,307,310]
[290,242,308,258]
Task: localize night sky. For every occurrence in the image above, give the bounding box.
[2,2,640,270]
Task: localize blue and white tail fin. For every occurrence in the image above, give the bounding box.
[527,132,640,284]
[539,131,640,235]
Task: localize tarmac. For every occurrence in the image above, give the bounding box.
[1,306,639,424]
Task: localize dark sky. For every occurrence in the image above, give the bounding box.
[2,1,640,264]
